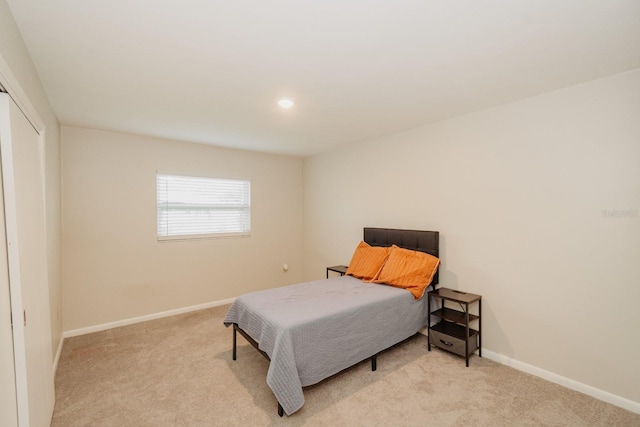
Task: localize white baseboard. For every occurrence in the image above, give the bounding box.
[420,330,639,414]
[63,297,236,338]
[481,349,640,415]
[53,334,64,375]
[62,305,639,415]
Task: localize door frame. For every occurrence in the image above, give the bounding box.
[0,135,18,427]
[1,49,48,427]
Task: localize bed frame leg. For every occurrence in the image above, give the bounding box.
[232,324,237,361]
[278,402,284,417]
[371,355,377,371]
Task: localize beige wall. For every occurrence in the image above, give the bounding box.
[61,126,304,331]
[303,70,640,404]
[5,0,637,406]
[0,0,62,360]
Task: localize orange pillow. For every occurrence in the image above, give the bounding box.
[373,245,440,299]
[346,241,391,281]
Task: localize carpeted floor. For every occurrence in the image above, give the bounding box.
[52,305,640,426]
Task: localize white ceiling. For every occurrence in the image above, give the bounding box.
[7,1,640,157]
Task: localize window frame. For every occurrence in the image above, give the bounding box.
[156,172,251,242]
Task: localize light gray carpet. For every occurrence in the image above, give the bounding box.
[52,305,640,426]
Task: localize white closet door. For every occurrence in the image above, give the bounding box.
[0,93,54,427]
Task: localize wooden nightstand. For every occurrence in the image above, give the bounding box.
[326,265,348,278]
[428,287,482,367]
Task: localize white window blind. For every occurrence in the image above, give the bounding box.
[157,174,251,240]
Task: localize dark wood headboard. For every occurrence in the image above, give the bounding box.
[363,227,439,286]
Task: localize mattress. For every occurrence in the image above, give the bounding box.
[223,275,431,415]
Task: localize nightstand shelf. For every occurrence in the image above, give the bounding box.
[431,307,479,325]
[428,288,482,367]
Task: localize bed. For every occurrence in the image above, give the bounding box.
[223,227,439,416]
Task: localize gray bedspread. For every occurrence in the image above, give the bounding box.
[223,275,430,415]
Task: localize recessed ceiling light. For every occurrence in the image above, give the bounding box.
[278,98,294,109]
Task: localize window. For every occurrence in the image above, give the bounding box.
[157,173,251,240]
